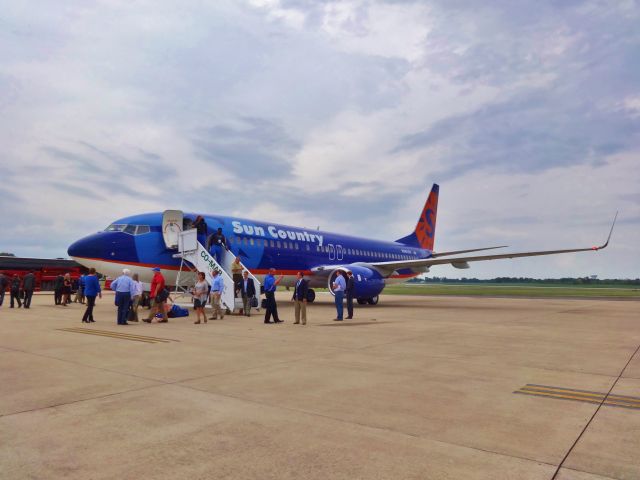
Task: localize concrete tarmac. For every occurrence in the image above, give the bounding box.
[1,292,639,479]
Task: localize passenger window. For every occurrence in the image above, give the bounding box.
[243,237,248,246]
[135,225,150,235]
[270,240,275,247]
[124,225,137,235]
[277,241,281,248]
[250,238,254,246]
[295,243,299,250]
[306,244,310,251]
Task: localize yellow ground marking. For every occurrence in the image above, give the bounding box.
[514,384,640,410]
[58,328,179,344]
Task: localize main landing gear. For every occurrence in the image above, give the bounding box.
[357,295,379,305]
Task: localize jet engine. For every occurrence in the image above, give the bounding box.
[327,265,385,304]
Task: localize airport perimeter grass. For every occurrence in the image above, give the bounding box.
[382,283,640,298]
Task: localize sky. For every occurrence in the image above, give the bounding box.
[0,0,638,279]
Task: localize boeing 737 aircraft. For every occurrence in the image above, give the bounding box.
[67,184,615,305]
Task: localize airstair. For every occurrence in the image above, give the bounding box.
[162,210,261,312]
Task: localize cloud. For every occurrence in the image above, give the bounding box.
[0,0,638,278]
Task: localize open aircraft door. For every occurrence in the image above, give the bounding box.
[162,210,183,249]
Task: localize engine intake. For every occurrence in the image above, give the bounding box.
[327,265,385,300]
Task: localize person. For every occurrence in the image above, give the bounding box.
[0,272,7,307]
[263,268,284,324]
[192,272,208,324]
[332,270,346,321]
[10,274,22,308]
[146,267,168,323]
[74,273,86,304]
[82,268,101,323]
[130,273,143,322]
[208,227,227,263]
[62,273,72,306]
[231,257,243,299]
[345,270,355,319]
[54,274,64,305]
[192,215,208,236]
[292,272,309,325]
[22,270,36,309]
[209,269,225,320]
[235,270,256,317]
[110,269,136,325]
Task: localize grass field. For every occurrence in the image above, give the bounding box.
[382,283,640,298]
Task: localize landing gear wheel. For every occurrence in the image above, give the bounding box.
[367,295,379,305]
[357,298,367,305]
[306,289,316,303]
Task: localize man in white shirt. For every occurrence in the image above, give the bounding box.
[209,270,225,320]
[332,270,346,321]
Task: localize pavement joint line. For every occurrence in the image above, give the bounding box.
[550,341,640,480]
[173,381,559,470]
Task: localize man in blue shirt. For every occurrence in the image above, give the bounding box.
[332,270,346,321]
[209,269,225,320]
[110,269,137,325]
[264,268,284,324]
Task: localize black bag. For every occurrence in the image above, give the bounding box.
[261,298,268,309]
[156,288,170,302]
[251,296,258,308]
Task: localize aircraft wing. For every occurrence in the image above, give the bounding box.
[370,214,617,276]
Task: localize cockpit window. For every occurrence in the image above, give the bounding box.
[105,224,151,235]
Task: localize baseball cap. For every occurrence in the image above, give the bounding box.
[152,267,161,271]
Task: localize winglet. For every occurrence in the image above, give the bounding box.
[593,211,617,250]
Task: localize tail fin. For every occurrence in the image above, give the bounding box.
[395,184,439,251]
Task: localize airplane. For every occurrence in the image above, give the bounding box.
[67,184,616,305]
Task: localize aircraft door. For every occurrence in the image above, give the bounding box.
[162,210,183,249]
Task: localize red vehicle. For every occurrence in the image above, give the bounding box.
[0,256,87,291]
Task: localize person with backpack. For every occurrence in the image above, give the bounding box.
[145,267,169,323]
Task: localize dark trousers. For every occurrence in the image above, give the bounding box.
[10,289,22,308]
[82,296,96,322]
[264,291,279,322]
[0,289,5,306]
[23,289,34,308]
[115,291,131,324]
[346,293,354,318]
[54,288,62,305]
[334,291,344,319]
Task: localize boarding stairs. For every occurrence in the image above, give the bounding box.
[169,226,261,313]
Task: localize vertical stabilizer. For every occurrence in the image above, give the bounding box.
[395,184,439,251]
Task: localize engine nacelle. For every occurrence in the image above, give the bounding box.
[327,265,385,299]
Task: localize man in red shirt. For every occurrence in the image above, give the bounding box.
[145,267,169,323]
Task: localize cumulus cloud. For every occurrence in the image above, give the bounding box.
[0,0,638,278]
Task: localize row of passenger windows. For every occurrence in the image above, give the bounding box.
[105,224,151,235]
[228,236,416,260]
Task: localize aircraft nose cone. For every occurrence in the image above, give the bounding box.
[68,233,105,259]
